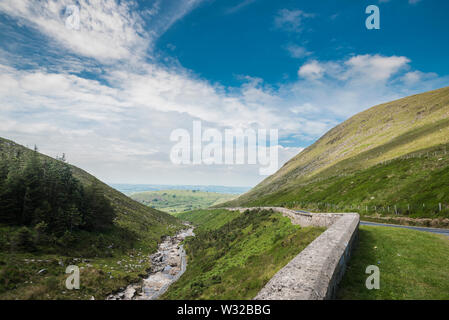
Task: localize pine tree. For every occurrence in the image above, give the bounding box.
[84,181,115,231]
[0,168,25,224]
[14,226,36,252]
[20,150,43,225]
[0,154,9,182]
[67,205,82,232]
[0,144,115,238]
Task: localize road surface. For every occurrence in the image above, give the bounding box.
[360,220,449,236]
[294,210,449,236]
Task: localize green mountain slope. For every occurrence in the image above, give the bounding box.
[131,189,237,213]
[0,137,183,299]
[226,86,449,218]
[163,209,324,299]
[0,137,182,242]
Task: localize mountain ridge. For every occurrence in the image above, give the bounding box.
[224,86,449,216]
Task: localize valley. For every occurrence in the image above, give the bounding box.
[130,189,237,214]
[0,138,184,299]
[1,87,449,300]
[162,208,324,299]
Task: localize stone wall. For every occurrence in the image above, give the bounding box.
[227,207,360,300]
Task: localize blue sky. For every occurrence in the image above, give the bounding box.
[0,0,448,186]
[158,0,449,87]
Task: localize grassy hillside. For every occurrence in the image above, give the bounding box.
[131,189,236,213]
[176,209,242,230]
[226,87,449,220]
[338,226,449,299]
[162,208,324,299]
[0,137,183,299]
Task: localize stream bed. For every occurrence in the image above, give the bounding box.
[107,225,195,300]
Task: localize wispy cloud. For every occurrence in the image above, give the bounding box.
[0,0,205,63]
[298,60,324,79]
[292,54,444,118]
[379,0,422,4]
[225,0,257,14]
[0,0,444,186]
[274,9,314,32]
[285,44,312,59]
[0,0,149,63]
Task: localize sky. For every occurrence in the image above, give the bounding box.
[0,0,448,187]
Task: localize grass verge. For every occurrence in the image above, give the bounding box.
[337,226,449,299]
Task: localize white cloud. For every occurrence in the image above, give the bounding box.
[286,44,312,59]
[0,1,445,186]
[1,50,445,185]
[225,0,257,14]
[0,0,149,63]
[290,103,318,115]
[274,9,314,32]
[403,71,421,83]
[0,0,205,64]
[0,57,338,185]
[402,70,437,85]
[344,54,410,82]
[298,60,324,79]
[148,0,204,39]
[378,0,422,4]
[298,54,410,83]
[291,54,447,119]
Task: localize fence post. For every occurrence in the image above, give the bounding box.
[439,203,442,212]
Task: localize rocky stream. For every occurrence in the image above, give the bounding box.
[107,225,195,300]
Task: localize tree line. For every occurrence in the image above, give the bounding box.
[0,147,115,238]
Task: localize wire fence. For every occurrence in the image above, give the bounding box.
[375,147,448,166]
[283,201,449,215]
[293,147,448,187]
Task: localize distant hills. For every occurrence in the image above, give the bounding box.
[225,86,449,218]
[130,189,237,214]
[110,183,250,196]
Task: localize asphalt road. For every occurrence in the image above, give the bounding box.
[294,210,449,236]
[360,220,449,236]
